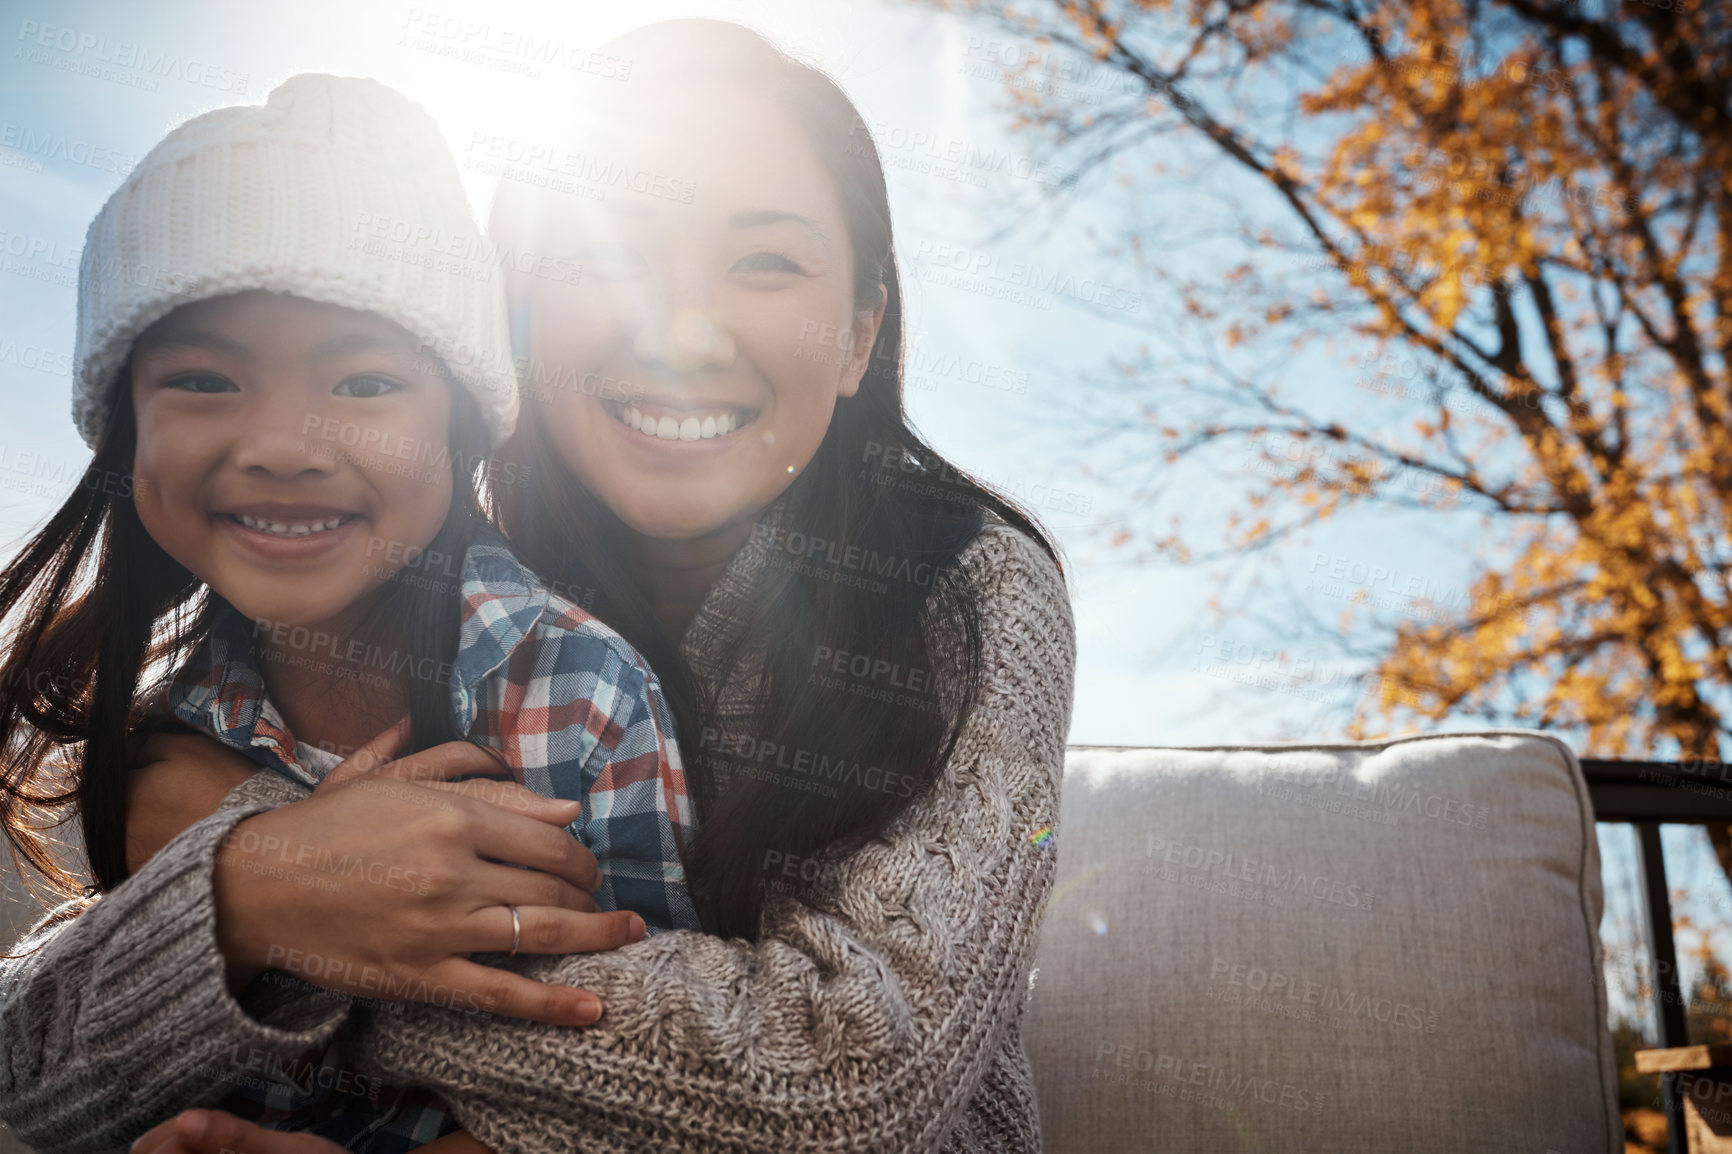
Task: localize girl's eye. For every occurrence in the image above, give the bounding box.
[732,251,802,275]
[164,372,237,394]
[579,242,648,280]
[333,374,402,398]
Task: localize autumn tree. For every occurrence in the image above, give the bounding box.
[918,0,1732,767]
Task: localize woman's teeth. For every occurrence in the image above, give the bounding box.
[233,513,349,538]
[609,403,753,442]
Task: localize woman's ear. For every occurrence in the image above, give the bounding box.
[838,283,889,399]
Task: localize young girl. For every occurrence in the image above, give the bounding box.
[0,75,700,1151]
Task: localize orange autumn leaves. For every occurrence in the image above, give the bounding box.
[932,0,1731,759]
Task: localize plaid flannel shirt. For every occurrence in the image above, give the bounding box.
[157,524,700,1151]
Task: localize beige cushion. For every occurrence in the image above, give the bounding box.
[1024,730,1620,1152]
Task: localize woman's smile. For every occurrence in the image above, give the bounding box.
[598,395,762,443]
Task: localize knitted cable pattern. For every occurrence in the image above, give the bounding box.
[0,796,354,1152]
[346,520,1076,1153]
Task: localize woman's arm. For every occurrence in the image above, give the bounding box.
[347,524,1076,1154]
[0,731,628,1153]
[0,787,355,1153]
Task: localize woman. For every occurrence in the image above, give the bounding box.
[5,19,1074,1154]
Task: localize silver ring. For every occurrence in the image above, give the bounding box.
[508,905,521,956]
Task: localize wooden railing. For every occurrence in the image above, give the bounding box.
[1581,758,1732,1154]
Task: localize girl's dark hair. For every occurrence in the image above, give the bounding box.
[489,19,1062,941]
[0,344,490,910]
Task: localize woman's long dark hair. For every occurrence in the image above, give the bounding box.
[490,19,1064,941]
[0,351,490,910]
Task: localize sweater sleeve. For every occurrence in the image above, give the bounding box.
[0,769,348,1153]
[346,524,1076,1154]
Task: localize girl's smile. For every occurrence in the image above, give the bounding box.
[214,502,367,561]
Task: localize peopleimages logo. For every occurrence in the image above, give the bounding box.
[1206,958,1439,1034]
[903,343,1029,395]
[755,522,937,588]
[399,10,632,80]
[1257,763,1490,830]
[699,728,919,798]
[15,19,250,93]
[849,115,1075,189]
[1144,835,1375,912]
[909,239,1143,314]
[1093,1040,1330,1113]
[0,338,72,378]
[0,122,136,174]
[0,228,80,270]
[223,828,432,896]
[222,1043,379,1104]
[261,944,491,1013]
[462,134,694,203]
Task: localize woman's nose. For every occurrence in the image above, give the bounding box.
[632,305,736,374]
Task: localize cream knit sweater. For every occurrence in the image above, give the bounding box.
[0,518,1075,1154]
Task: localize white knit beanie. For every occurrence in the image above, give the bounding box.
[73,73,517,449]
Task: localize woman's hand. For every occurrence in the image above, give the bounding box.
[126,731,261,874]
[211,720,645,1026]
[128,1109,496,1154]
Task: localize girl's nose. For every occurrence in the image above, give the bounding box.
[231,395,338,478]
[632,306,736,374]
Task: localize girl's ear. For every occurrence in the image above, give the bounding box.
[838,283,889,400]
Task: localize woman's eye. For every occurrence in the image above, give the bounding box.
[579,242,648,280]
[163,372,237,394]
[732,251,802,274]
[333,374,402,398]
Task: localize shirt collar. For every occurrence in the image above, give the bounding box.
[165,603,299,777]
[166,523,551,778]
[448,523,552,731]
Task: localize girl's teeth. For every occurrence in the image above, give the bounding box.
[679,418,701,441]
[236,513,346,537]
[717,413,733,435]
[628,407,643,430]
[701,416,717,439]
